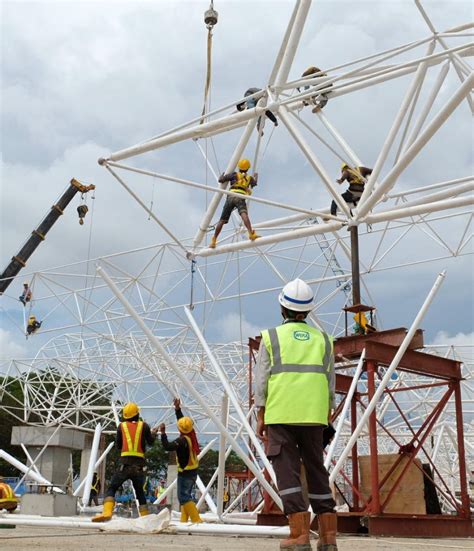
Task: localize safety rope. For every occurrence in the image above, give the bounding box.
[189,260,197,310]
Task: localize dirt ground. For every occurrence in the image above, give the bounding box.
[1,526,473,551]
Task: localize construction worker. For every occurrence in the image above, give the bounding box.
[209,159,260,249]
[155,479,167,505]
[299,67,331,113]
[353,312,376,335]
[92,402,158,522]
[19,283,32,306]
[331,163,372,216]
[0,477,18,512]
[236,87,278,132]
[26,315,42,335]
[159,397,201,523]
[88,472,100,506]
[255,278,338,551]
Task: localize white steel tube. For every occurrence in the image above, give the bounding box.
[253,212,312,229]
[97,266,283,509]
[357,41,435,212]
[106,161,335,221]
[387,176,473,199]
[193,120,256,249]
[278,106,352,217]
[404,61,451,150]
[274,0,311,87]
[391,182,474,210]
[268,0,300,85]
[324,350,365,469]
[357,73,474,219]
[152,438,217,505]
[329,270,447,483]
[316,111,362,166]
[196,475,217,514]
[184,306,277,482]
[0,449,62,493]
[194,221,343,258]
[364,195,474,224]
[73,441,114,497]
[20,444,42,475]
[82,423,102,507]
[216,394,229,517]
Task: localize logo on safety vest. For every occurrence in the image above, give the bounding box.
[293,330,310,341]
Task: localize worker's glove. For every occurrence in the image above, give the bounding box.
[173,397,181,410]
[159,423,166,434]
[218,173,225,184]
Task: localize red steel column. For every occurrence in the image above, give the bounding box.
[367,360,381,514]
[453,381,470,517]
[351,394,360,510]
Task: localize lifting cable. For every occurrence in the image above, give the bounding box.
[200,2,218,124]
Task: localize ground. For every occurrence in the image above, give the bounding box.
[1,527,473,551]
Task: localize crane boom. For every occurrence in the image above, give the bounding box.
[0,178,95,295]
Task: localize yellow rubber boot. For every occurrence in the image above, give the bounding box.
[139,504,149,517]
[183,501,202,523]
[248,231,260,241]
[92,497,114,522]
[209,236,217,249]
[180,505,189,522]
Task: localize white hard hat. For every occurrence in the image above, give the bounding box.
[278,279,314,312]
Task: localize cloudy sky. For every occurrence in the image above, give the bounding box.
[1,0,473,361]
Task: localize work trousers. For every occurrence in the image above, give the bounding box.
[106,463,147,505]
[331,190,359,215]
[267,424,335,515]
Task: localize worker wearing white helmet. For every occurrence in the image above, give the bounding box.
[255,278,338,551]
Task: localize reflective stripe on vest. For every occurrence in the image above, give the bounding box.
[262,323,333,425]
[230,172,252,195]
[121,421,145,458]
[177,435,199,473]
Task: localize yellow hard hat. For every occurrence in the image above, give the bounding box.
[177,416,194,434]
[28,315,36,321]
[341,162,349,170]
[123,402,140,419]
[238,159,251,172]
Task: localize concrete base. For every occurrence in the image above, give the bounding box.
[21,494,78,517]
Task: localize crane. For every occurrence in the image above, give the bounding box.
[0,178,95,295]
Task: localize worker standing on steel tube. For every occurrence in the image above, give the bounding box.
[255,278,338,551]
[92,402,158,522]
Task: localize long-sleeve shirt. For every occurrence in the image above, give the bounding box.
[254,320,336,415]
[160,408,197,477]
[115,421,156,466]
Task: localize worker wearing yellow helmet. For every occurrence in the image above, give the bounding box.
[209,159,260,249]
[93,402,159,522]
[26,315,42,336]
[330,162,373,216]
[159,398,202,523]
[0,477,18,512]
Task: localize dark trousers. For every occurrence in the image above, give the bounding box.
[88,491,99,506]
[331,190,358,215]
[106,464,146,505]
[267,424,335,515]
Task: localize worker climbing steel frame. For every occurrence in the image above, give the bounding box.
[0,0,473,532]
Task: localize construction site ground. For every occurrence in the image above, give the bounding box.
[2,526,473,551]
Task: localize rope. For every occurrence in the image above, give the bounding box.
[200,28,214,124]
[189,260,197,310]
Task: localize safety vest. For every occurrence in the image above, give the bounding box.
[91,475,100,492]
[346,167,366,194]
[120,421,145,458]
[177,435,199,473]
[0,482,17,506]
[230,172,252,196]
[261,323,333,425]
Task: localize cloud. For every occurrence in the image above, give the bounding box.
[430,331,474,347]
[215,312,262,343]
[0,328,27,360]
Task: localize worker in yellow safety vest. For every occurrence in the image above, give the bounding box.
[26,315,42,336]
[331,163,372,216]
[93,402,158,522]
[0,478,18,512]
[255,279,338,551]
[159,398,202,523]
[209,159,260,249]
